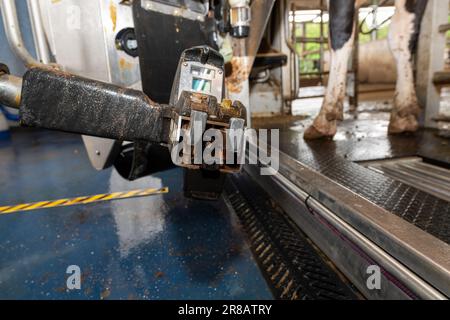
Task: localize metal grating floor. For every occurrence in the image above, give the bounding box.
[279,141,450,245]
[260,118,450,245]
[363,157,450,202]
[225,174,360,300]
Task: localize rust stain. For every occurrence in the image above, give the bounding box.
[226,57,250,94]
[54,286,66,293]
[221,99,233,110]
[119,58,133,71]
[15,93,21,106]
[110,1,117,32]
[100,288,111,300]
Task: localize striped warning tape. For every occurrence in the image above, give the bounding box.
[0,187,169,215]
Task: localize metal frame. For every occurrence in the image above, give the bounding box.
[290,1,359,110]
[293,0,328,86]
[275,151,450,297]
[245,136,450,298]
[246,164,446,299]
[0,0,46,68]
[26,0,51,65]
[416,0,449,128]
[227,0,276,124]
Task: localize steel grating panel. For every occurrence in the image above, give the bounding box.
[363,157,450,202]
[225,174,360,300]
[281,141,450,244]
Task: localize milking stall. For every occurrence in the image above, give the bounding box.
[0,0,449,303]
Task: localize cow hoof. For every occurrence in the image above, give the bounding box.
[388,115,419,134]
[304,123,336,140]
[395,100,421,118]
[325,105,344,121]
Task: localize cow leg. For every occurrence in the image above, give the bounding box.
[304,0,357,140]
[388,0,427,134]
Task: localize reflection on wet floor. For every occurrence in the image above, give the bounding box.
[256,96,394,141]
[253,95,449,165]
[253,94,450,244]
[292,84,450,132]
[0,128,272,300]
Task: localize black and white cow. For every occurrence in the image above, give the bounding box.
[304,0,429,139]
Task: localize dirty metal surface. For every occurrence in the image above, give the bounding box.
[225,174,360,300]
[20,68,167,143]
[0,128,272,300]
[254,112,450,245]
[363,157,450,202]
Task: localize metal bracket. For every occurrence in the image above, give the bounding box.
[140,0,209,21]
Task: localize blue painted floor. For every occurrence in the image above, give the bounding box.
[0,128,272,300]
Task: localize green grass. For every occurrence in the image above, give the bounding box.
[296,21,390,74]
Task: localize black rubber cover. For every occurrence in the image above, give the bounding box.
[20,68,168,143]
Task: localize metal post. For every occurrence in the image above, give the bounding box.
[283,0,299,100]
[371,0,378,41]
[291,2,298,98]
[350,10,359,111]
[27,0,51,64]
[0,73,22,109]
[416,0,449,128]
[0,0,45,68]
[319,0,324,85]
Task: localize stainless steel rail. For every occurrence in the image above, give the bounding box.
[0,0,47,68]
[245,164,447,299]
[27,0,51,64]
[0,73,22,109]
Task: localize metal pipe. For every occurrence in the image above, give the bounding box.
[27,0,51,64]
[0,73,22,109]
[350,11,360,110]
[283,0,299,100]
[253,69,270,83]
[0,0,46,68]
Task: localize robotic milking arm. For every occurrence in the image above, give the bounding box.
[0,0,254,200]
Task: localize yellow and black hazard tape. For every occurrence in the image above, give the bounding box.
[0,187,169,215]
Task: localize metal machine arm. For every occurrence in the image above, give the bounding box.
[19,68,168,144]
[0,46,247,200]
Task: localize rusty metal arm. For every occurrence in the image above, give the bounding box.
[2,65,170,143]
[17,68,169,143]
[1,66,246,145]
[0,62,248,200]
